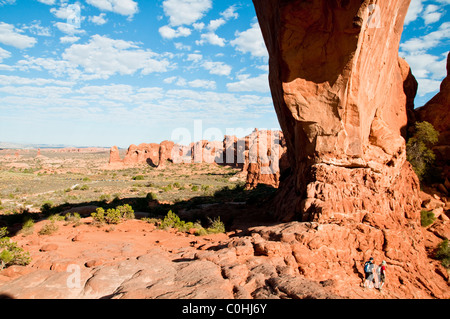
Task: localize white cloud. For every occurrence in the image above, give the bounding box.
[174,42,191,51]
[0,0,15,5]
[50,3,81,20]
[168,77,186,86]
[196,32,226,47]
[89,13,108,25]
[16,56,82,79]
[162,0,212,26]
[16,35,173,80]
[62,35,172,79]
[194,8,238,48]
[202,61,231,76]
[60,36,80,43]
[230,22,268,58]
[0,74,74,86]
[22,20,51,36]
[403,52,447,79]
[207,18,225,31]
[0,22,36,49]
[227,74,269,93]
[187,53,202,62]
[159,25,191,39]
[402,52,448,96]
[400,20,449,97]
[163,76,177,84]
[414,78,443,97]
[423,4,443,24]
[36,0,55,5]
[193,22,205,31]
[78,84,134,102]
[0,47,11,62]
[134,87,165,102]
[54,22,85,35]
[86,0,138,17]
[188,79,216,90]
[0,85,73,98]
[221,5,238,20]
[400,22,450,53]
[405,0,424,25]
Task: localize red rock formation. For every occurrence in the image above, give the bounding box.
[253,0,418,222]
[122,143,160,166]
[109,141,175,168]
[157,140,175,169]
[399,57,419,138]
[245,130,288,189]
[252,0,448,299]
[415,52,450,181]
[107,130,283,188]
[109,146,121,164]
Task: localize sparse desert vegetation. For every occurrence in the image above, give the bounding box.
[0,149,245,216]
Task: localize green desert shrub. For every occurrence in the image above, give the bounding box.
[158,211,225,235]
[159,210,183,230]
[132,175,145,180]
[206,217,225,234]
[0,227,31,269]
[142,217,162,226]
[99,194,111,202]
[91,207,106,223]
[104,208,122,224]
[19,216,35,236]
[420,210,436,227]
[115,204,135,220]
[91,204,134,225]
[65,213,81,226]
[435,239,450,269]
[407,121,439,181]
[38,221,59,235]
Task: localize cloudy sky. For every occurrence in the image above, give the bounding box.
[0,0,448,148]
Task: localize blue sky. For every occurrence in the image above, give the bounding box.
[0,0,448,148]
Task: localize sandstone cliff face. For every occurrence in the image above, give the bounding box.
[253,0,417,222]
[253,0,448,298]
[415,52,450,182]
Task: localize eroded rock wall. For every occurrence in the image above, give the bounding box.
[253,0,419,223]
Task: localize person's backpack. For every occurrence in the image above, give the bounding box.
[364,261,371,273]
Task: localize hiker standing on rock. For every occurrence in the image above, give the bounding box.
[363,257,375,288]
[377,260,387,290]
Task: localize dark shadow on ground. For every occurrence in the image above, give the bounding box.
[0,184,280,237]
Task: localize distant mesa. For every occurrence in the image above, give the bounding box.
[108,130,288,189]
